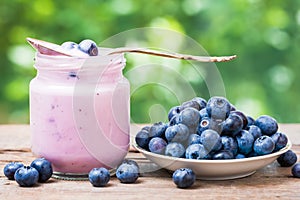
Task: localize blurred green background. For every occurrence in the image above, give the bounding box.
[0,0,300,124]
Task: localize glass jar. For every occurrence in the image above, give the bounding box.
[30,50,130,180]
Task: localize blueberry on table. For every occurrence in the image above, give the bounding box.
[148,137,167,154]
[236,130,254,155]
[253,135,275,156]
[116,163,139,183]
[172,168,196,188]
[165,124,189,143]
[14,166,39,187]
[277,150,297,167]
[292,163,300,178]
[3,162,24,180]
[255,115,278,136]
[88,167,110,187]
[120,159,140,170]
[271,132,288,151]
[30,158,53,182]
[165,142,186,158]
[78,39,98,56]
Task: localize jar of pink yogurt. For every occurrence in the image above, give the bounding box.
[30,49,130,180]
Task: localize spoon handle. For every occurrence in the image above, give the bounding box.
[108,47,237,62]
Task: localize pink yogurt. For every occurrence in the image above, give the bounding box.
[30,50,130,177]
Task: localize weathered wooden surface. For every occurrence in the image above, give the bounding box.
[0,124,300,200]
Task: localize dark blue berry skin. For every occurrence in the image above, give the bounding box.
[14,166,39,187]
[165,142,186,158]
[135,130,151,150]
[246,116,255,127]
[221,136,238,156]
[78,39,98,56]
[271,132,288,151]
[255,115,278,136]
[277,150,297,167]
[168,106,181,121]
[212,150,234,160]
[192,97,207,110]
[61,41,78,50]
[200,129,222,152]
[230,111,248,129]
[3,162,24,180]
[181,100,201,111]
[148,137,167,154]
[221,113,243,137]
[180,107,200,134]
[197,117,210,135]
[165,124,189,143]
[188,134,202,145]
[206,96,231,120]
[185,144,209,159]
[248,125,262,141]
[169,114,182,126]
[149,122,168,138]
[172,168,196,188]
[30,158,53,182]
[199,108,209,118]
[236,130,254,155]
[292,163,300,178]
[235,153,246,159]
[88,167,110,187]
[253,136,275,156]
[116,163,139,183]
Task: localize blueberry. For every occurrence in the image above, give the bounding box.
[236,130,254,155]
[248,125,262,140]
[78,39,98,56]
[277,150,297,167]
[292,163,300,178]
[253,135,275,156]
[165,124,189,143]
[14,166,39,187]
[181,100,200,111]
[30,158,53,182]
[230,111,248,129]
[221,136,238,156]
[165,142,186,158]
[149,122,168,138]
[206,96,231,120]
[197,117,210,135]
[180,107,200,134]
[200,129,222,152]
[141,126,151,132]
[212,150,234,160]
[271,132,288,151]
[135,129,151,150]
[187,133,201,145]
[246,116,255,127]
[199,108,209,118]
[88,167,110,187]
[116,163,139,183]
[255,115,278,136]
[172,168,196,188]
[221,113,243,137]
[235,153,246,159]
[3,162,24,180]
[169,114,182,126]
[185,144,209,159]
[61,41,78,50]
[208,118,223,134]
[168,106,181,121]
[121,159,140,170]
[192,97,207,110]
[148,137,167,154]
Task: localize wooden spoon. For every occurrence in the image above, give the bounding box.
[27,37,236,62]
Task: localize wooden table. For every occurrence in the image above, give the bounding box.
[0,124,299,200]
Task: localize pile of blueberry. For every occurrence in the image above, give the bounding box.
[135,96,300,187]
[61,39,98,56]
[3,158,53,187]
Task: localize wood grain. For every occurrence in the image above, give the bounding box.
[0,124,300,200]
